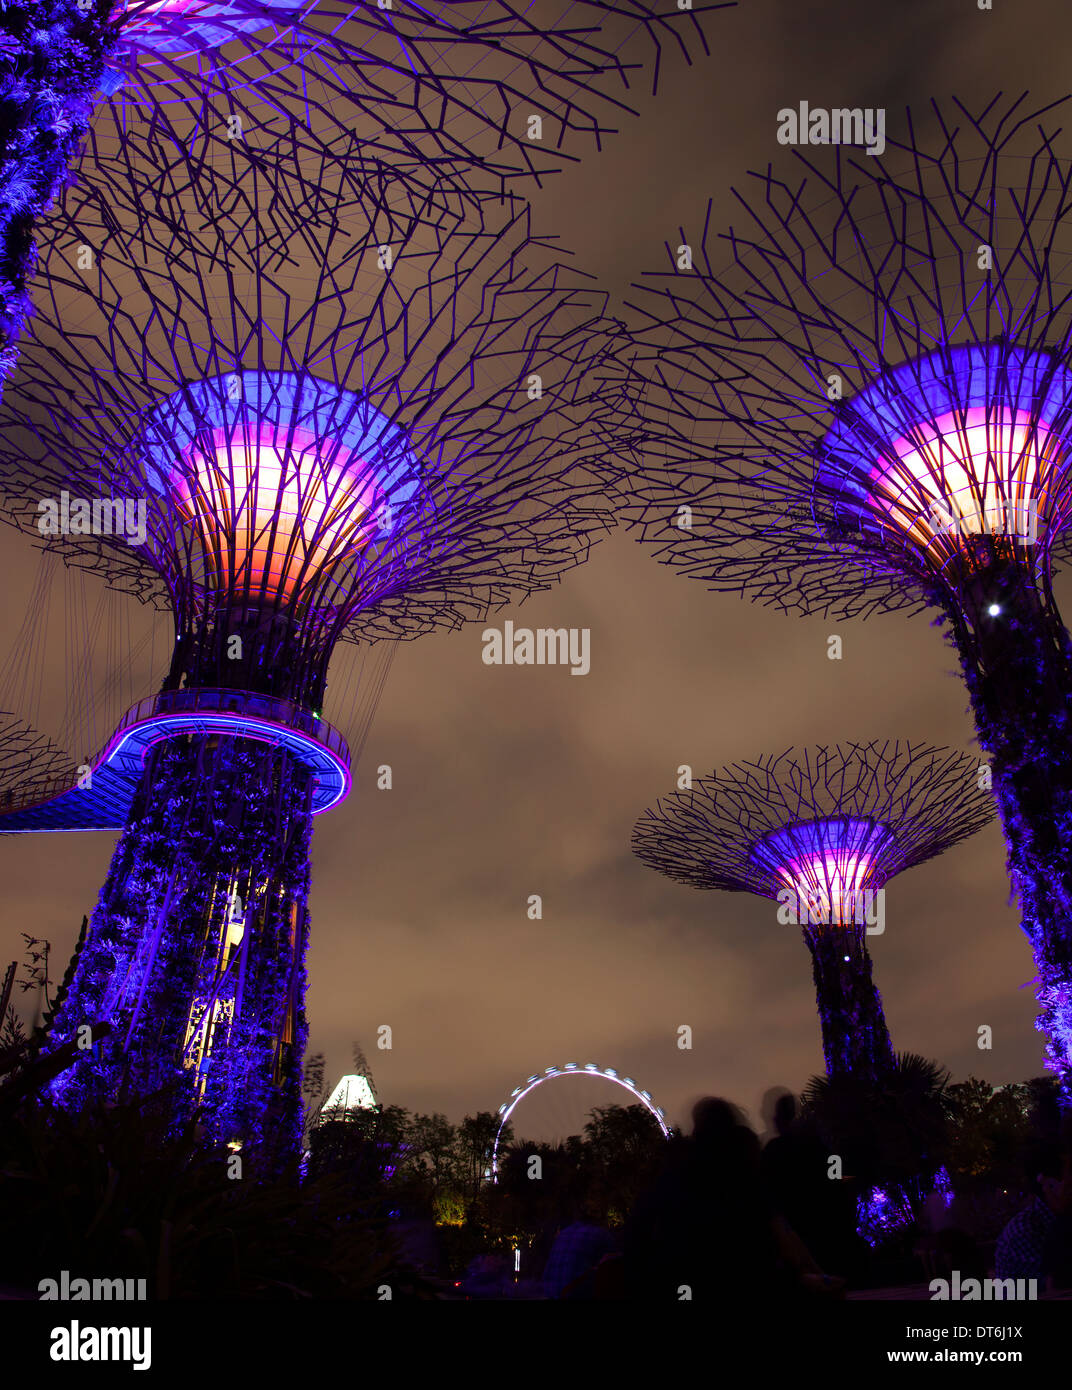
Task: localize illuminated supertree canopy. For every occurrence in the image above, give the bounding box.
[621,93,1072,1096]
[0,0,723,387]
[0,158,632,1160]
[8,156,628,643]
[632,742,995,1079]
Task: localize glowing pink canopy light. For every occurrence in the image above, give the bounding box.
[173,420,383,604]
[818,344,1072,570]
[132,0,207,13]
[750,818,895,926]
[873,407,1054,563]
[141,371,422,614]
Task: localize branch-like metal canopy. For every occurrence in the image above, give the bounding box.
[1,1,726,389]
[634,741,994,1081]
[0,153,631,699]
[104,0,721,190]
[621,93,1072,619]
[633,741,995,900]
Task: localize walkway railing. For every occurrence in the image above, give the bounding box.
[125,688,350,767]
[0,687,349,817]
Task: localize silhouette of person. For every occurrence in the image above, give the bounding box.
[996,1140,1072,1284]
[762,1091,857,1277]
[625,1096,842,1301]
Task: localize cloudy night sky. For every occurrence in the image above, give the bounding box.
[1,0,1068,1139]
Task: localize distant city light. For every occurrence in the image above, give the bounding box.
[321,1073,376,1116]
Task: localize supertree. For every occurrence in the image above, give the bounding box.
[620,93,1072,1096]
[0,0,722,381]
[0,150,631,1163]
[632,742,995,1079]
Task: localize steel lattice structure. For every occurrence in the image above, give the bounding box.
[0,716,75,806]
[633,742,995,1079]
[0,153,631,1159]
[490,1062,671,1179]
[622,93,1072,1095]
[0,1,723,392]
[110,0,719,181]
[6,158,628,657]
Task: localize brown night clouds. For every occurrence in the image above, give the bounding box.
[1,0,1069,1138]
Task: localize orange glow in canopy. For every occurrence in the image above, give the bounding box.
[172,423,383,605]
[818,346,1072,570]
[751,819,893,926]
[775,853,873,925]
[870,408,1057,563]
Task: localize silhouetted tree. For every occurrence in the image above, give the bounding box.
[456,1111,508,1214]
[944,1078,1034,1187]
[803,1052,951,1219]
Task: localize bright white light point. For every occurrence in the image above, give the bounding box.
[988,604,1001,616]
[843,955,850,962]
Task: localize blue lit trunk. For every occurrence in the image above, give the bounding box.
[945,560,1072,1101]
[45,728,314,1161]
[0,1,114,381]
[804,922,896,1079]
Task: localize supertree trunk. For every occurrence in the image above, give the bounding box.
[804,923,896,1081]
[0,0,114,381]
[46,728,315,1162]
[943,562,1072,1095]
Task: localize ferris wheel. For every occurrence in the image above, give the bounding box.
[490,1062,671,1180]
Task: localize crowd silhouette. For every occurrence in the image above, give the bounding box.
[510,1092,1072,1302]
